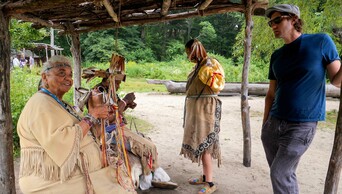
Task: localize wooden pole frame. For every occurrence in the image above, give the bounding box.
[241,0,253,167]
[0,5,16,193]
[67,23,82,105]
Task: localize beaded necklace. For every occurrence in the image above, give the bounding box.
[40,88,82,121]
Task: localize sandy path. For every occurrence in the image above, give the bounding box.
[14,93,341,194]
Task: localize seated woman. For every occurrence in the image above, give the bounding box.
[88,69,178,191]
[17,55,135,194]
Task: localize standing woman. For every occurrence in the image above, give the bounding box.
[180,39,225,194]
[17,55,134,194]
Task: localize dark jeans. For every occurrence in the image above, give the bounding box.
[261,117,317,194]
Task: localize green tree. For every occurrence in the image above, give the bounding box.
[81,30,122,62]
[10,19,48,50]
[232,0,342,65]
[165,40,185,60]
[197,21,217,50]
[201,13,244,58]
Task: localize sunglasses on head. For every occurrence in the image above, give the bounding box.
[268,15,290,27]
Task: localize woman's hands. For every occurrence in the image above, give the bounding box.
[88,104,110,119]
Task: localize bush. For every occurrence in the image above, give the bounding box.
[11,68,41,156]
[165,40,185,61]
[124,48,156,63]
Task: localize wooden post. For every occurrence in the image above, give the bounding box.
[68,28,82,105]
[0,6,16,194]
[324,88,342,194]
[50,28,55,57]
[241,0,253,167]
[45,44,48,61]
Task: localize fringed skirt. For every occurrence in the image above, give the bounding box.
[180,96,222,167]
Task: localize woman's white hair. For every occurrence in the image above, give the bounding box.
[41,55,72,75]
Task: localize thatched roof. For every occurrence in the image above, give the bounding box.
[4,0,268,34]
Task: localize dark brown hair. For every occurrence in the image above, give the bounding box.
[282,13,304,33]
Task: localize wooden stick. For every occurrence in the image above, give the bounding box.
[198,0,213,11]
[101,119,108,167]
[161,0,171,16]
[15,14,65,30]
[102,0,119,22]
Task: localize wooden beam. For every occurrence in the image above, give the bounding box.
[198,0,213,11]
[161,0,171,16]
[14,13,65,30]
[102,0,119,23]
[4,0,86,15]
[241,0,252,167]
[0,7,16,193]
[60,4,248,34]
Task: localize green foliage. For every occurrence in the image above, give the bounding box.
[189,13,243,57]
[124,114,153,133]
[81,30,119,62]
[165,40,185,61]
[318,109,338,131]
[10,19,48,50]
[198,21,217,47]
[125,47,156,63]
[233,0,342,66]
[120,78,167,93]
[126,56,194,81]
[10,68,41,156]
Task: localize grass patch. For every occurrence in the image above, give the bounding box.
[124,113,153,134]
[318,110,338,131]
[120,78,167,93]
[250,110,263,117]
[250,110,338,132]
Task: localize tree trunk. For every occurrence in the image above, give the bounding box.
[0,7,16,194]
[241,0,252,167]
[161,81,340,97]
[69,32,82,105]
[324,87,342,194]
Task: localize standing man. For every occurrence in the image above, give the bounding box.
[261,4,342,194]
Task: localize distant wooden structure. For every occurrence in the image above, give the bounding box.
[1,1,340,194]
[31,43,64,62]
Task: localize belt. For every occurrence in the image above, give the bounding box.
[187,94,218,98]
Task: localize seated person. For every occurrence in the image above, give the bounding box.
[89,74,178,190]
[17,55,135,194]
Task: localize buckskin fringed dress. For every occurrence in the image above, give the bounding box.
[17,92,134,194]
[180,57,225,166]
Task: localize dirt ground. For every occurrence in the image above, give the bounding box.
[15,93,341,194]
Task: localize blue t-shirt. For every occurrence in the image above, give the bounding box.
[268,34,340,122]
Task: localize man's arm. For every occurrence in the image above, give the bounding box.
[263,80,277,125]
[327,60,342,88]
